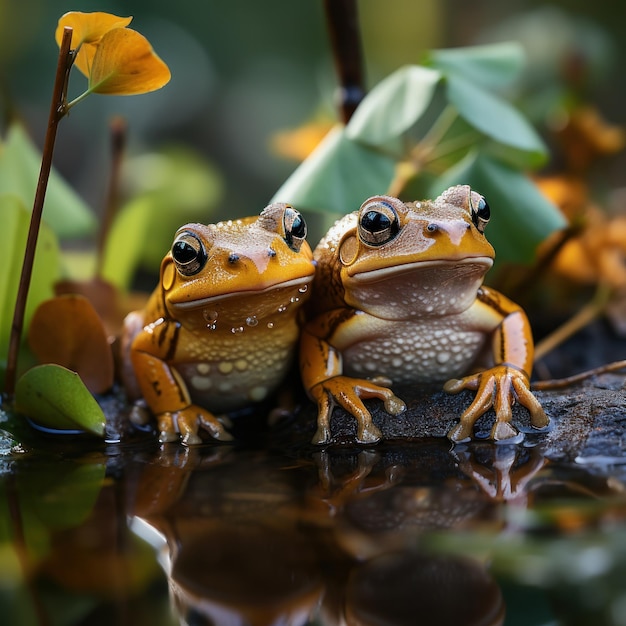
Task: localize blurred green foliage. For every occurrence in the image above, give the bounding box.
[274,43,566,264]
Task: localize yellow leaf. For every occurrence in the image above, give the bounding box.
[55,11,133,78]
[88,28,171,96]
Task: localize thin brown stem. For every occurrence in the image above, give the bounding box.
[533,282,612,362]
[323,0,366,123]
[4,27,74,397]
[95,116,127,278]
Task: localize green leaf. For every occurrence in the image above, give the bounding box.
[100,195,152,290]
[425,42,526,89]
[430,152,566,264]
[272,126,396,214]
[15,364,106,437]
[101,147,224,288]
[445,74,547,167]
[0,124,97,238]
[345,65,441,151]
[0,195,61,372]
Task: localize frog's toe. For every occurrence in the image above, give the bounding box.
[213,429,234,442]
[200,422,233,442]
[196,411,234,442]
[312,426,331,445]
[159,430,178,444]
[491,420,519,442]
[384,395,406,416]
[447,421,473,444]
[181,432,203,446]
[356,423,382,444]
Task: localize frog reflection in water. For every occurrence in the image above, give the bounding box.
[121,203,315,445]
[300,186,549,444]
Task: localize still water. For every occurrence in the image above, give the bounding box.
[2,420,626,626]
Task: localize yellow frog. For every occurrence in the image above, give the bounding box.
[300,186,549,445]
[121,203,315,445]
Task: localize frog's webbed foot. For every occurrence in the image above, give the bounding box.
[310,376,406,445]
[444,365,549,443]
[157,405,234,446]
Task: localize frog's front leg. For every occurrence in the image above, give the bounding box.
[300,324,406,445]
[444,288,549,443]
[130,349,233,445]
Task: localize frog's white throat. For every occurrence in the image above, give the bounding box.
[345,256,493,320]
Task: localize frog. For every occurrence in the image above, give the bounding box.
[300,185,549,445]
[120,202,315,445]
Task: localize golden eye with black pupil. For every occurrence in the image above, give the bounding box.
[172,232,206,276]
[283,207,307,252]
[358,201,399,246]
[470,195,490,233]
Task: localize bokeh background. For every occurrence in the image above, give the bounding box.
[2,0,626,237]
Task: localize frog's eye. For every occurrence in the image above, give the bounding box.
[358,201,399,246]
[470,195,490,234]
[283,207,307,252]
[171,231,207,276]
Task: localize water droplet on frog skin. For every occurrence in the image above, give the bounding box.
[231,326,245,334]
[245,316,258,327]
[277,304,288,313]
[298,285,308,294]
[203,309,218,322]
[290,296,299,304]
[267,322,274,329]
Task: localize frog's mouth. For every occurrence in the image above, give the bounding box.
[169,275,313,309]
[349,256,494,283]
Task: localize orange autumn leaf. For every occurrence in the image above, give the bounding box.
[56,11,133,78]
[28,294,114,394]
[88,27,171,95]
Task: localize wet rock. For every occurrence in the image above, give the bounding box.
[287,374,626,464]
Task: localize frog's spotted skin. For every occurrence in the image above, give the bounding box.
[121,203,315,445]
[300,186,548,445]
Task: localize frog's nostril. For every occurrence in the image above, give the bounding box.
[228,253,240,264]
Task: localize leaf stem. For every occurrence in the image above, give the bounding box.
[65,88,93,111]
[387,105,461,197]
[415,105,459,161]
[3,27,74,397]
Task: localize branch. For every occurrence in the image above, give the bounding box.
[323,0,366,123]
[4,27,74,396]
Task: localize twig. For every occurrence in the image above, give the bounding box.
[323,0,366,123]
[4,27,74,396]
[95,116,127,278]
[534,282,612,362]
[532,358,626,390]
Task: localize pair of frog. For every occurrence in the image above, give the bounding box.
[120,185,549,446]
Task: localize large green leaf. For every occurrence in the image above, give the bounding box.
[425,42,526,89]
[445,75,547,167]
[0,195,61,371]
[272,126,396,214]
[430,152,566,264]
[0,124,97,238]
[15,364,106,437]
[345,65,441,152]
